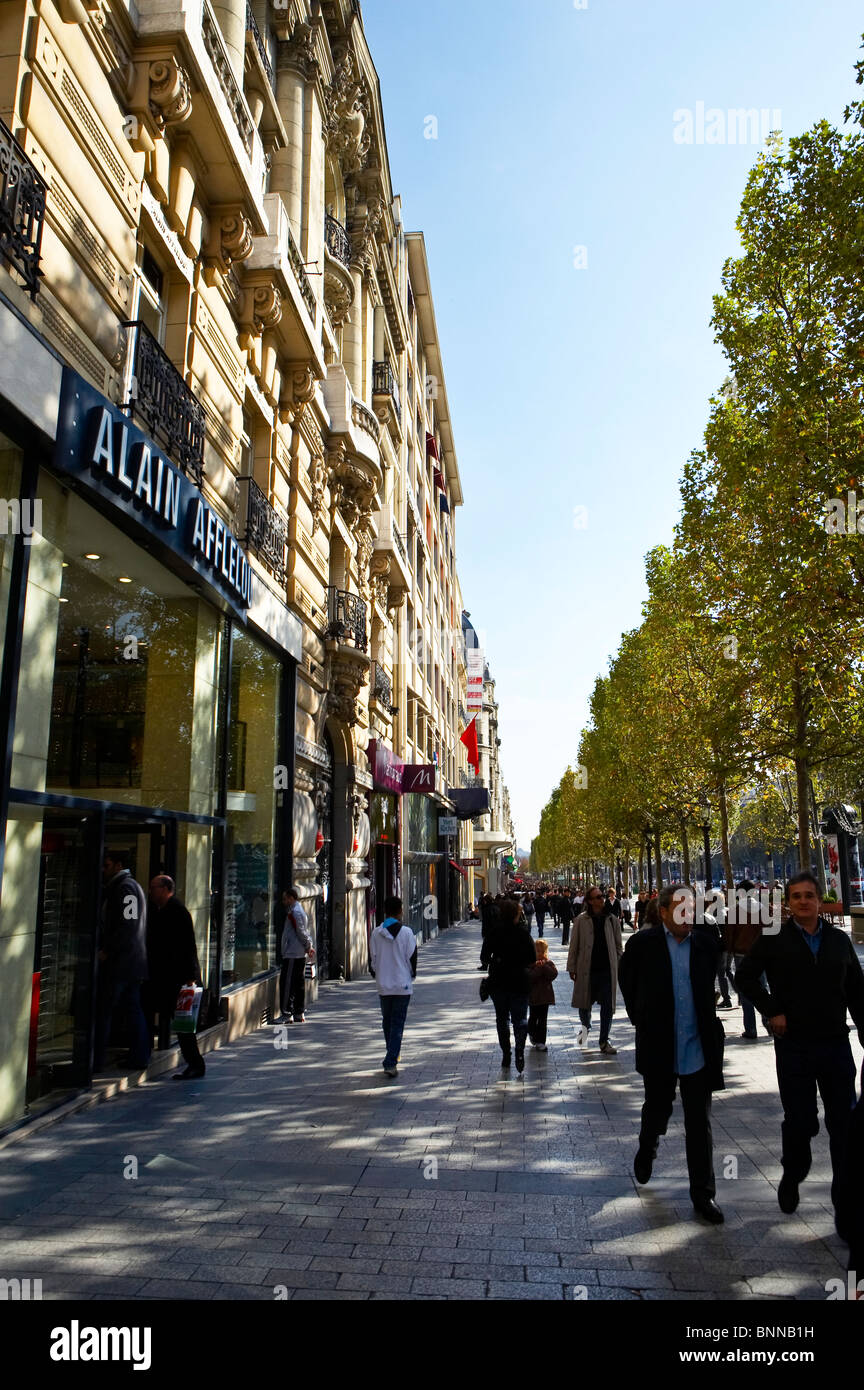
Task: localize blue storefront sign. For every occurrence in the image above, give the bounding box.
[54,368,253,619]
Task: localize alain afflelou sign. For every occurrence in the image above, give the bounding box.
[54,369,252,620]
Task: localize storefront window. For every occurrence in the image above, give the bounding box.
[220,625,282,989]
[14,475,223,815]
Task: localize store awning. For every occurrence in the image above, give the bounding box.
[446,786,491,820]
[449,858,468,879]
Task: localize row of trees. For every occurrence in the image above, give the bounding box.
[533,44,864,890]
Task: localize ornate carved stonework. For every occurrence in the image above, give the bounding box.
[149,58,193,128]
[253,283,282,331]
[277,20,320,82]
[220,213,254,267]
[281,364,319,424]
[370,553,389,611]
[348,190,385,276]
[309,453,327,534]
[326,647,370,726]
[356,524,375,602]
[323,263,354,327]
[325,49,371,175]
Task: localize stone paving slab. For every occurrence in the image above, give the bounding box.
[0,919,860,1301]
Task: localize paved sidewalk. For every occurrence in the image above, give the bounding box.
[0,921,859,1301]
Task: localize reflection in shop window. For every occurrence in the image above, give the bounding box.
[220,626,282,989]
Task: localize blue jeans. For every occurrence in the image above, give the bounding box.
[579,972,614,1045]
[94,977,151,1071]
[774,1034,856,1208]
[380,994,410,1069]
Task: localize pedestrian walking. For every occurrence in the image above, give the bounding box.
[528,938,557,1051]
[550,890,561,931]
[522,893,535,933]
[369,896,418,1078]
[559,889,574,946]
[278,887,314,1024]
[533,890,548,935]
[486,897,536,1074]
[567,885,623,1054]
[94,851,151,1072]
[634,890,648,929]
[618,883,726,1225]
[146,875,206,1080]
[723,879,765,1039]
[735,871,864,1222]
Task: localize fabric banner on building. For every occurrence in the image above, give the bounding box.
[466,647,484,711]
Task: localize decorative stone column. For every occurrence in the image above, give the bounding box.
[211,0,247,86]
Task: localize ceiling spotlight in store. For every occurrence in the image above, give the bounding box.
[117,576,132,584]
[83,553,101,561]
[59,597,69,604]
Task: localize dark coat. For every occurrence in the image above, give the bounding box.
[735,917,864,1042]
[618,924,725,1090]
[485,922,536,995]
[101,870,148,982]
[147,896,201,992]
[528,959,558,1007]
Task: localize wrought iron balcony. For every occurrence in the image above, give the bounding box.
[246,4,275,90]
[235,475,287,585]
[324,213,351,268]
[325,587,368,652]
[0,117,46,301]
[122,322,205,485]
[372,360,401,425]
[372,661,393,709]
[394,530,408,565]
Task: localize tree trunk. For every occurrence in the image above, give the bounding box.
[681,821,691,885]
[795,755,811,871]
[718,782,733,888]
[638,844,644,891]
[623,843,631,897]
[654,830,663,889]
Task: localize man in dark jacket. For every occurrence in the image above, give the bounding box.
[723,879,764,1039]
[148,875,206,1080]
[736,871,864,1221]
[559,890,574,946]
[619,883,725,1224]
[533,891,548,934]
[94,851,150,1071]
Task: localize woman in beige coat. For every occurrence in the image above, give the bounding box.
[567,886,624,1055]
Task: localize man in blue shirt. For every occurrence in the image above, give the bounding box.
[619,883,726,1225]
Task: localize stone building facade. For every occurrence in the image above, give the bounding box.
[0,0,497,1131]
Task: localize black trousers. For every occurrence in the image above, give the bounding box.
[774,1035,856,1207]
[639,1068,715,1203]
[143,983,204,1072]
[528,1005,549,1044]
[280,957,306,1018]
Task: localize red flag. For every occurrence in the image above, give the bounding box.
[460,716,479,773]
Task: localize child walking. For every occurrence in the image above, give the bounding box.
[528,939,558,1051]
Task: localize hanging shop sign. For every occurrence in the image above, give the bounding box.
[402,764,437,793]
[53,368,253,620]
[366,740,404,795]
[438,816,458,836]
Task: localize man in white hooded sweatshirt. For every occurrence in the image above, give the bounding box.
[370,896,418,1078]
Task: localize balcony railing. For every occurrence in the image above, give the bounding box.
[235,475,287,584]
[326,587,368,652]
[246,4,275,90]
[286,219,316,320]
[122,321,205,485]
[324,212,351,267]
[372,661,393,709]
[0,117,46,301]
[372,360,401,424]
[394,530,408,564]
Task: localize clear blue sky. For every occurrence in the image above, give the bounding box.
[362,0,864,847]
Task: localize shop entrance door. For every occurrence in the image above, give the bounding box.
[27,808,174,1104]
